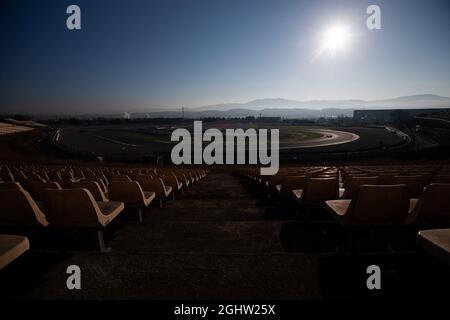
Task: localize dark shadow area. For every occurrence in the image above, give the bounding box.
[0,251,70,299]
[317,251,450,299]
[279,221,337,253]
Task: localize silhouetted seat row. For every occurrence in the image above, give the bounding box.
[325,183,450,226]
[0,166,208,252]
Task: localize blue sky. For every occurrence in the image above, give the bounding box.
[0,0,449,114]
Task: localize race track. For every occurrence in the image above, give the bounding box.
[280,128,359,149]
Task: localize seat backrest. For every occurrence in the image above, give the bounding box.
[268,174,287,187]
[168,172,181,188]
[302,178,339,203]
[0,189,49,227]
[393,175,425,198]
[411,183,450,223]
[137,177,165,197]
[44,188,101,226]
[282,176,307,193]
[111,175,132,182]
[348,184,410,224]
[378,174,396,185]
[87,178,108,193]
[175,172,189,185]
[184,171,195,183]
[48,170,62,180]
[344,176,379,199]
[0,171,15,182]
[30,181,62,201]
[109,181,145,205]
[53,179,76,189]
[71,181,107,201]
[61,170,74,179]
[72,168,85,179]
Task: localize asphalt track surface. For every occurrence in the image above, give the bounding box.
[58,126,403,158]
[280,129,359,150]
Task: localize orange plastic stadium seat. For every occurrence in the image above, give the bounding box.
[292,177,339,205]
[378,173,396,185]
[29,181,62,202]
[109,181,155,222]
[175,171,190,188]
[0,189,49,228]
[86,177,108,193]
[166,172,183,194]
[44,188,124,227]
[136,177,172,208]
[191,170,200,181]
[325,184,410,226]
[61,170,75,180]
[184,171,196,184]
[393,175,426,198]
[407,183,450,225]
[53,178,79,189]
[111,175,132,182]
[0,235,30,270]
[342,176,380,199]
[43,188,125,252]
[71,181,108,202]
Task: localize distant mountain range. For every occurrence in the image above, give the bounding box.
[27,94,450,119]
[132,94,450,119]
[194,94,450,112]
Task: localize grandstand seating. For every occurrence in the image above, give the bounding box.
[0,122,34,136]
[0,164,206,252]
[0,188,49,227]
[235,164,450,253]
[165,172,183,195]
[2,160,450,299]
[1,162,449,261]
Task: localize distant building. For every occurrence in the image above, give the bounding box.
[353,108,450,124]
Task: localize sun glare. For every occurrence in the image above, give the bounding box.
[318,23,352,57]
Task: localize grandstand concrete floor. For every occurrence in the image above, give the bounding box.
[1,173,321,299]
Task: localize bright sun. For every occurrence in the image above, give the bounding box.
[319,24,351,57]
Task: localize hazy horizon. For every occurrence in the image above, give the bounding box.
[1,0,450,115]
